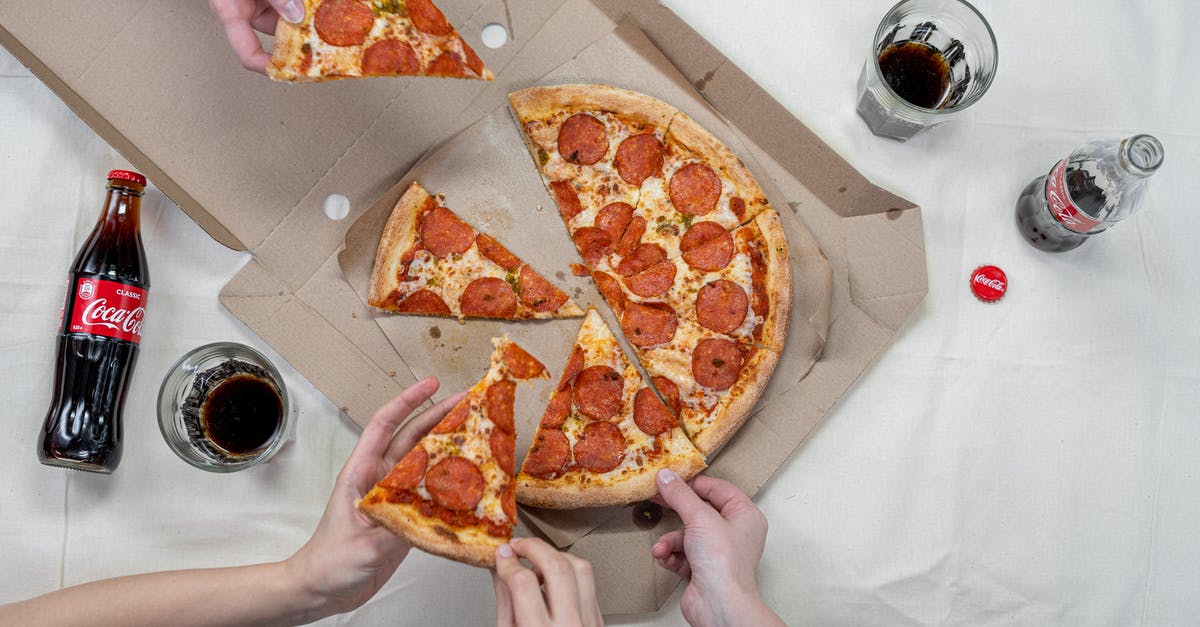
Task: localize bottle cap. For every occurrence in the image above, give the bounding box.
[107,170,147,186]
[970,265,1007,302]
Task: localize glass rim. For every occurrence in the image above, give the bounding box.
[156,341,292,473]
[869,0,999,116]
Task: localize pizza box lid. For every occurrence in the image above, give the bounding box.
[0,0,927,615]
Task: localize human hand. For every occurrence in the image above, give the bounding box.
[208,0,306,73]
[652,470,784,627]
[492,537,603,627]
[285,377,467,619]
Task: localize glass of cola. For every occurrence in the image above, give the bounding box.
[856,0,998,141]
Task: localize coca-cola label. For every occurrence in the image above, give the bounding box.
[1045,159,1100,234]
[68,278,147,344]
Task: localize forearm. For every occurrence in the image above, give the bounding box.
[0,560,329,627]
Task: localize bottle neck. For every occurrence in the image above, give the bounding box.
[98,183,143,228]
[1119,134,1164,178]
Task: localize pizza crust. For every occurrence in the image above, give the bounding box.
[516,450,706,509]
[690,345,781,456]
[754,209,793,353]
[664,111,771,223]
[367,182,425,310]
[357,494,501,568]
[509,84,678,130]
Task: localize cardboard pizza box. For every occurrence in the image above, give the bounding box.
[0,0,927,615]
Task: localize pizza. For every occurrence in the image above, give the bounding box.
[357,337,547,567]
[509,84,791,456]
[268,0,493,82]
[516,308,706,508]
[368,182,584,320]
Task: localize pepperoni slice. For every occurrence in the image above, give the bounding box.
[476,233,521,271]
[432,400,470,434]
[557,113,608,166]
[363,39,420,75]
[550,181,583,221]
[490,428,515,475]
[420,205,475,258]
[380,445,427,491]
[540,389,571,429]
[503,343,546,380]
[572,366,624,421]
[623,260,676,297]
[621,301,678,348]
[573,421,625,473]
[428,51,466,77]
[616,243,667,277]
[571,264,590,277]
[615,134,664,186]
[669,163,722,216]
[314,0,374,46]
[487,379,516,433]
[394,289,451,315]
[522,429,569,478]
[651,376,681,416]
[560,346,585,390]
[746,240,770,320]
[460,37,486,76]
[408,0,453,36]
[696,280,749,334]
[692,338,745,390]
[460,278,518,318]
[615,216,646,258]
[680,222,734,271]
[518,267,569,312]
[592,271,626,314]
[571,227,613,265]
[595,202,634,243]
[730,197,748,220]
[501,481,517,522]
[425,457,485,512]
[634,388,677,436]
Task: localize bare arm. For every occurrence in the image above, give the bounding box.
[0,378,463,627]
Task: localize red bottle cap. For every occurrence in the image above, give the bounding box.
[107,170,147,186]
[970,265,1007,302]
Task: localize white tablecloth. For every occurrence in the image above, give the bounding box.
[2,1,1198,624]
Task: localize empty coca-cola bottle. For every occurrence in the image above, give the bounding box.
[39,171,150,473]
[1015,134,1164,252]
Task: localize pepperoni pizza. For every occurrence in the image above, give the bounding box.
[368,182,584,320]
[510,85,792,456]
[357,337,547,567]
[517,308,705,508]
[268,0,492,82]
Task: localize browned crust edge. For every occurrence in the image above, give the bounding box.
[665,110,771,222]
[691,345,781,456]
[366,182,427,310]
[515,450,706,509]
[753,209,793,353]
[356,492,502,568]
[508,84,678,130]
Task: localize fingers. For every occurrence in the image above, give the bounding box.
[216,12,272,73]
[491,568,515,627]
[353,377,439,462]
[656,469,718,525]
[562,553,602,627]
[509,538,581,621]
[268,0,306,23]
[656,552,692,580]
[384,390,467,466]
[494,543,550,625]
[651,529,684,559]
[686,475,757,518]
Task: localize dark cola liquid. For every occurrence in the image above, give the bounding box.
[1015,162,1107,252]
[879,42,951,109]
[200,374,283,455]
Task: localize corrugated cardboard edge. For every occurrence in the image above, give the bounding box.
[0,22,245,251]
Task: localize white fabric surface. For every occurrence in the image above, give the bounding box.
[2,1,1199,625]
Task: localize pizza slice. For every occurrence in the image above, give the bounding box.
[357,337,548,567]
[516,308,705,509]
[368,182,584,320]
[269,0,493,82]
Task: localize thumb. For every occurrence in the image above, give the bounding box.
[269,0,306,23]
[656,469,716,525]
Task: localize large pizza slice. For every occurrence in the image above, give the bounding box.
[269,0,493,82]
[357,337,547,567]
[368,182,584,320]
[516,308,705,509]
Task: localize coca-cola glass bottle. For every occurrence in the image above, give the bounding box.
[1015,134,1164,252]
[39,170,150,473]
